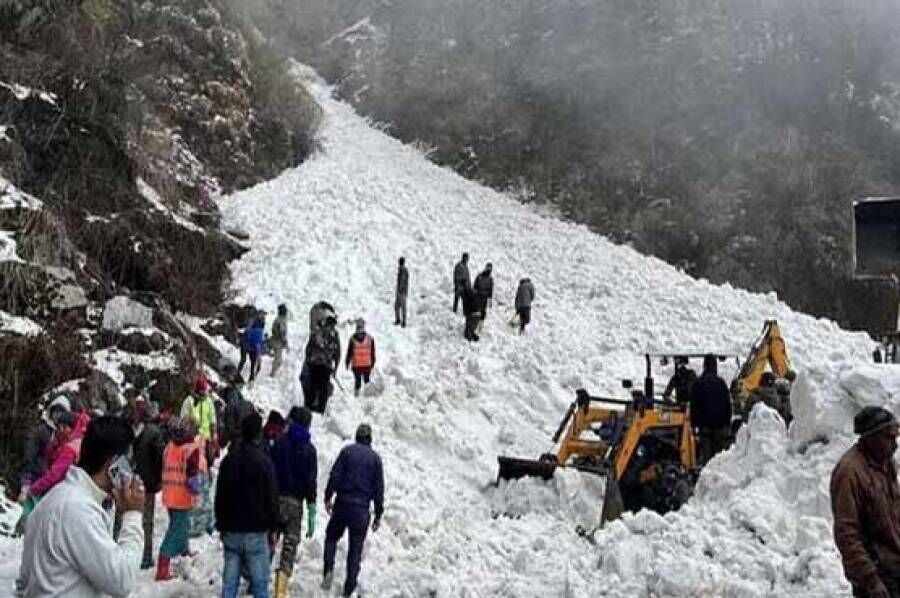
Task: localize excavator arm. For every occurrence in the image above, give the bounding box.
[733,319,794,406]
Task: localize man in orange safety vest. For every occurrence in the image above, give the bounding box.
[345,319,376,397]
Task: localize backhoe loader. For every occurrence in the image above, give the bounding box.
[497,354,709,525]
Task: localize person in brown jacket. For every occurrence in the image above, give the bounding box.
[831,406,900,598]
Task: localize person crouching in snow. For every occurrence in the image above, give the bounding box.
[346,319,376,397]
[157,416,203,581]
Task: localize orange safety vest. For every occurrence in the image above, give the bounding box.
[161,443,196,510]
[351,335,374,369]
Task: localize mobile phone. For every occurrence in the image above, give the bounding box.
[107,455,134,489]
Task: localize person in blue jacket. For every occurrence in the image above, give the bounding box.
[321,424,384,598]
[240,316,266,385]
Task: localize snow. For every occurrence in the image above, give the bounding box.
[101,296,155,332]
[0,310,43,337]
[89,348,177,389]
[0,176,43,211]
[0,126,10,142]
[136,177,205,234]
[0,75,884,596]
[0,231,21,263]
[0,80,57,105]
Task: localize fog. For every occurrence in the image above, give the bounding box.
[232,0,900,333]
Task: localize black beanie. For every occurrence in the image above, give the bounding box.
[854,406,897,437]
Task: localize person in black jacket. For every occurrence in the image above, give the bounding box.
[321,424,385,598]
[461,286,481,342]
[395,257,409,327]
[220,373,256,449]
[215,413,281,598]
[270,407,318,598]
[131,398,167,570]
[473,263,494,322]
[690,354,733,465]
[452,253,470,313]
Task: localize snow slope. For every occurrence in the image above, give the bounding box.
[2,75,888,597]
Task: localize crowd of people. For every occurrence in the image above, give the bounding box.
[14,246,899,598]
[14,368,384,598]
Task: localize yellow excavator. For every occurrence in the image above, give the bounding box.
[496,320,794,526]
[731,319,795,422]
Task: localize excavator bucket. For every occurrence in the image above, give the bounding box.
[497,456,558,481]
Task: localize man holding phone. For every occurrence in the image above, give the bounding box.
[18,416,146,597]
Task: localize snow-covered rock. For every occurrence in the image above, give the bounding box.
[101,296,154,332]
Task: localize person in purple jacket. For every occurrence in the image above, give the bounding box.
[240,316,266,386]
[321,424,384,598]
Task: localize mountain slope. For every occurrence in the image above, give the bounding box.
[2,70,880,597]
[212,71,875,597]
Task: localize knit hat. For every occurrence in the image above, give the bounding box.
[356,318,366,332]
[854,406,898,437]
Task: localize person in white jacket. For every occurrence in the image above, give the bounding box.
[18,416,146,598]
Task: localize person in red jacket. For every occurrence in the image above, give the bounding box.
[28,411,82,499]
[345,319,376,397]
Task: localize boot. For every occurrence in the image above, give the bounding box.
[321,571,334,591]
[273,571,290,598]
[155,556,172,581]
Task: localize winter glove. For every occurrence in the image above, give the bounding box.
[306,503,317,538]
[372,515,381,532]
[187,474,203,495]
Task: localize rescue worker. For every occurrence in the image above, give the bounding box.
[19,417,144,597]
[452,253,471,314]
[514,278,535,334]
[216,412,281,598]
[270,407,318,598]
[662,357,697,404]
[180,375,218,537]
[157,416,203,581]
[473,263,494,322]
[132,397,167,569]
[461,285,481,342]
[689,354,732,465]
[395,257,409,328]
[345,319,376,396]
[322,424,384,598]
[831,407,900,598]
[270,304,289,376]
[304,312,341,414]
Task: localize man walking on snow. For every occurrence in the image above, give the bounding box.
[514,278,535,334]
[346,319,376,397]
[322,424,384,598]
[474,263,494,323]
[270,304,289,376]
[395,257,409,327]
[270,407,318,598]
[452,253,471,313]
[304,312,341,414]
[832,407,900,598]
[461,285,481,342]
[216,413,281,598]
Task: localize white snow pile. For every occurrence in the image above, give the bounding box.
[0,80,58,106]
[0,311,43,337]
[1,76,889,597]
[0,176,43,211]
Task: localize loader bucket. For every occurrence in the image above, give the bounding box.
[497,456,558,482]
